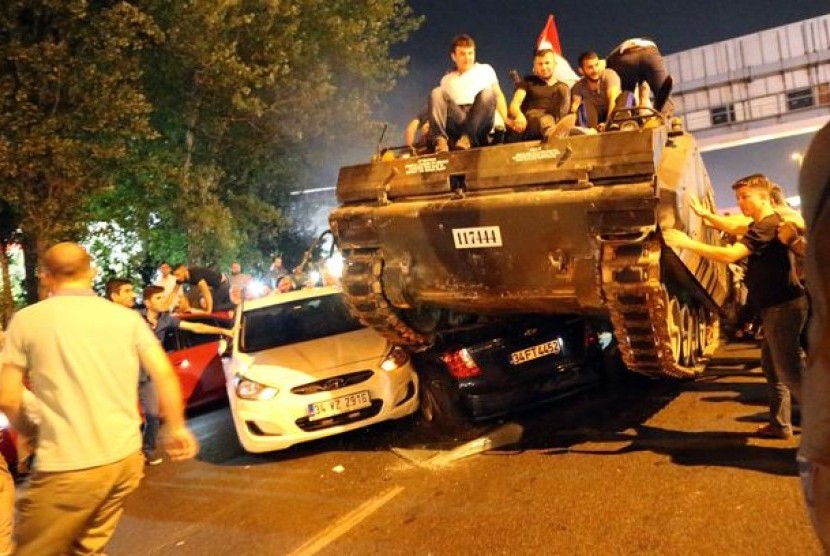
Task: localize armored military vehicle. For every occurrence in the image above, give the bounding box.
[329,113,733,379]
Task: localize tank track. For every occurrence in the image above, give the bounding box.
[340,248,432,347]
[340,241,715,379]
[601,237,710,379]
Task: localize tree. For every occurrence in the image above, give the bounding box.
[0,0,161,301]
[1,1,423,299]
[134,0,422,267]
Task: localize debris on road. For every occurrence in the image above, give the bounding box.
[392,423,524,469]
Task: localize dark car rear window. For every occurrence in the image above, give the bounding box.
[240,293,364,353]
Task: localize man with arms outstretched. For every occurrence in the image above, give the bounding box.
[664,175,807,442]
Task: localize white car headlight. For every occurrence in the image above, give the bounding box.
[235,376,279,400]
[380,346,409,372]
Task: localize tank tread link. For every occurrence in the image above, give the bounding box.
[330,116,732,379]
[601,237,711,379]
[340,247,432,346]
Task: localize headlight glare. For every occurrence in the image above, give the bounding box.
[380,346,409,371]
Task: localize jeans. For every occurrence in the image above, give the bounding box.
[138,378,160,456]
[759,295,808,430]
[606,45,673,115]
[429,87,496,147]
[577,90,634,129]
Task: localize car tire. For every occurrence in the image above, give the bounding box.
[418,372,466,432]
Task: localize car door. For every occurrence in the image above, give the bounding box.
[163,316,230,409]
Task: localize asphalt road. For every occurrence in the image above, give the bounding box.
[108,342,822,555]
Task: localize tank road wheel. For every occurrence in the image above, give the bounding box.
[680,305,697,367]
[697,307,720,358]
[667,296,683,364]
[695,307,706,357]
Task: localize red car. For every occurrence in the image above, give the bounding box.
[0,417,17,474]
[1,312,232,474]
[160,311,233,410]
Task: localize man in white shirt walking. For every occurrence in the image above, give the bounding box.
[0,242,198,555]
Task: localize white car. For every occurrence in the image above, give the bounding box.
[224,286,419,453]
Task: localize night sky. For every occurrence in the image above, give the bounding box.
[376,0,830,208]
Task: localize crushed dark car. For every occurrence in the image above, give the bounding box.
[412,314,608,428]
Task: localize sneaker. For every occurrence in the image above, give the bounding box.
[454,134,471,150]
[569,126,597,136]
[546,114,577,142]
[756,424,792,440]
[539,114,556,138]
[145,455,163,466]
[434,136,449,154]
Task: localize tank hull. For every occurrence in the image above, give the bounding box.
[330,126,732,378]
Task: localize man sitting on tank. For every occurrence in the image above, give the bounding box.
[507,49,576,143]
[403,105,431,156]
[428,34,509,153]
[569,50,623,130]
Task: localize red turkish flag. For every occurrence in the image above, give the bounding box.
[536,14,562,55]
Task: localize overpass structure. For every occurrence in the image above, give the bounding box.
[665,13,830,152]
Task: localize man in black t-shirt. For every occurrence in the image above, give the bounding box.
[508,49,574,142]
[664,174,807,440]
[172,264,233,313]
[570,50,622,130]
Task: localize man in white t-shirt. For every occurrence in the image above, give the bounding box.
[0,242,198,555]
[428,34,509,153]
[155,262,180,311]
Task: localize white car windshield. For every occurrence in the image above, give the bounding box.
[240,294,364,353]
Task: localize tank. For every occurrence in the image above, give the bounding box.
[329,114,733,379]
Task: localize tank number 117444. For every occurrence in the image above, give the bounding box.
[452,226,503,249]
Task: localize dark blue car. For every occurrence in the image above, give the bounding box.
[412,314,609,428]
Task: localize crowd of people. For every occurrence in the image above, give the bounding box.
[662,125,830,549]
[405,34,674,155]
[150,255,338,315]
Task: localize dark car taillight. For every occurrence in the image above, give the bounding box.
[584,322,599,348]
[441,348,482,379]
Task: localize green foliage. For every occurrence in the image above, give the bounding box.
[84,220,144,292]
[0,0,161,261]
[138,0,421,263]
[1,0,422,300]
